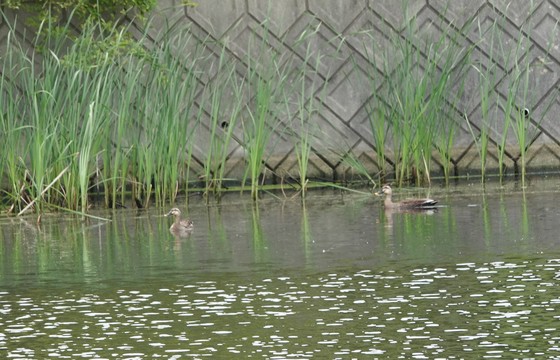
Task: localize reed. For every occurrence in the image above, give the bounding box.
[469,58,495,182]
[369,108,389,181]
[106,22,201,208]
[17,18,81,213]
[0,10,206,212]
[507,30,555,187]
[77,102,108,214]
[21,60,54,213]
[466,9,557,186]
[152,37,200,206]
[369,12,473,185]
[241,25,289,200]
[199,43,243,197]
[480,16,527,184]
[339,149,377,187]
[1,17,112,212]
[464,112,490,183]
[242,75,273,200]
[289,72,316,195]
[284,26,326,195]
[0,28,29,212]
[2,4,559,213]
[357,32,389,180]
[103,63,141,208]
[77,22,147,208]
[496,60,516,182]
[434,114,457,183]
[48,22,115,212]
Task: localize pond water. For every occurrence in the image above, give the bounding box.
[2,179,560,359]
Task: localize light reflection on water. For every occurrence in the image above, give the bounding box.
[2,184,560,357]
[2,260,560,358]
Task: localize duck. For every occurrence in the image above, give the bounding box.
[165,208,194,233]
[375,185,438,209]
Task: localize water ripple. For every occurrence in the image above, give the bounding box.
[3,258,560,357]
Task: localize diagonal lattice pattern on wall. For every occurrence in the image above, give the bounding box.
[177,0,560,181]
[3,0,559,183]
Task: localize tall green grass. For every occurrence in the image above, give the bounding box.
[241,24,291,200]
[127,26,203,207]
[469,11,556,186]
[4,16,113,214]
[467,24,496,184]
[242,69,276,200]
[369,108,389,182]
[0,26,34,212]
[281,24,327,195]
[0,10,205,213]
[363,13,473,185]
[199,43,244,198]
[1,4,559,214]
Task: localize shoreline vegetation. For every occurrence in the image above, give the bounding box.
[0,5,557,215]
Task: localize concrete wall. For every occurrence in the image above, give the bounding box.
[3,0,560,181]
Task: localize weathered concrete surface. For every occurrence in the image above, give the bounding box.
[2,0,559,182]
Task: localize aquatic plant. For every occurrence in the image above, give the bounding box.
[0,28,30,212]
[1,2,559,214]
[334,147,377,187]
[364,12,474,186]
[0,11,204,212]
[283,26,328,195]
[369,108,389,182]
[102,58,141,209]
[242,73,275,199]
[464,111,491,184]
[467,41,495,183]
[356,34,390,181]
[507,32,557,187]
[469,10,555,186]
[434,113,458,183]
[199,43,244,197]
[241,25,290,200]
[289,69,316,195]
[131,32,201,208]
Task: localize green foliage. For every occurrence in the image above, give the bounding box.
[363,12,474,186]
[6,0,160,71]
[1,1,558,214]
[200,45,243,197]
[241,27,290,200]
[0,11,202,213]
[4,0,157,24]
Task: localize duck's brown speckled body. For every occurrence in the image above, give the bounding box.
[165,208,194,233]
[376,185,438,209]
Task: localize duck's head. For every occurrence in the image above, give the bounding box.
[165,208,181,217]
[375,185,393,196]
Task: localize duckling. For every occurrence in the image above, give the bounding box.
[165,208,194,233]
[376,185,438,209]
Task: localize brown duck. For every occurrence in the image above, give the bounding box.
[165,208,194,233]
[376,185,438,209]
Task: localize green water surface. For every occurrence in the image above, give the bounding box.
[2,181,560,358]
